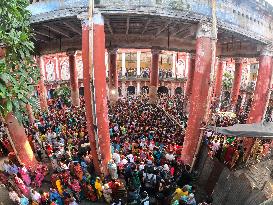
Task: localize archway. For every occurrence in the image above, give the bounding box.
[118,87,122,97]
[175,87,183,95]
[79,87,84,96]
[48,89,55,99]
[141,86,149,94]
[157,86,169,94]
[127,86,136,95]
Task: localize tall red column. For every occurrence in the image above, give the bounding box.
[181,21,216,165]
[185,54,195,99]
[214,58,225,100]
[81,19,101,175]
[230,58,244,109]
[244,47,273,158]
[93,13,111,175]
[37,57,48,112]
[108,49,118,102]
[149,49,160,103]
[5,113,38,168]
[67,50,80,106]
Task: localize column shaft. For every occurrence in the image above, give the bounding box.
[244,54,273,157]
[109,50,118,102]
[185,55,195,99]
[122,52,126,76]
[181,22,215,165]
[37,57,48,112]
[137,51,141,76]
[81,19,101,175]
[172,53,176,77]
[149,50,159,103]
[68,52,80,106]
[94,13,111,175]
[214,59,225,100]
[26,104,35,125]
[230,60,243,108]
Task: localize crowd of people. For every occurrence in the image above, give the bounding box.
[0,96,214,205]
[157,94,188,129]
[205,112,272,169]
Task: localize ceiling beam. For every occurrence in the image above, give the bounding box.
[43,25,71,38]
[155,21,172,38]
[106,20,113,35]
[63,22,81,35]
[178,24,197,38]
[126,17,130,35]
[33,34,50,42]
[170,25,191,37]
[33,30,54,39]
[141,19,151,35]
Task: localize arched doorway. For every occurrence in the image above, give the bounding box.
[127,86,136,95]
[79,87,84,96]
[175,87,183,95]
[141,86,149,94]
[118,87,122,97]
[157,86,168,94]
[48,89,55,99]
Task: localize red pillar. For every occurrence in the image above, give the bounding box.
[81,19,101,175]
[94,13,111,175]
[5,113,38,168]
[230,58,244,109]
[185,54,195,99]
[37,57,48,112]
[67,50,80,106]
[26,104,35,124]
[149,49,160,103]
[244,49,273,158]
[214,58,225,100]
[181,21,215,165]
[108,49,118,102]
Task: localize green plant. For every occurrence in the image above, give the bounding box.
[53,86,71,106]
[222,71,234,91]
[0,0,39,122]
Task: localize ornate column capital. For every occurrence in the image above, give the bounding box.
[260,44,273,56]
[196,20,217,39]
[218,57,228,62]
[188,53,195,59]
[151,48,161,55]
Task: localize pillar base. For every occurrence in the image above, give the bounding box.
[149,86,157,104]
[5,113,38,169]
